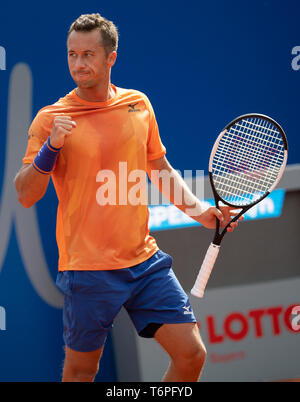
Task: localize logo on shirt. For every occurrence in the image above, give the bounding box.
[128,102,141,113]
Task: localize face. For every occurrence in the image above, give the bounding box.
[67,29,117,89]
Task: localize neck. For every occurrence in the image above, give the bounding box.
[76,81,114,102]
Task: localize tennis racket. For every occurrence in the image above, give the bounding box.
[191,113,288,298]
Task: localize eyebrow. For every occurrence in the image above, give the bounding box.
[68,49,96,53]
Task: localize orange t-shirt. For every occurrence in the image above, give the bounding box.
[23,85,166,270]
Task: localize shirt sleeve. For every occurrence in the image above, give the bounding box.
[22,109,53,164]
[143,95,166,161]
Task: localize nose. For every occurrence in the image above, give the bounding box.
[73,55,86,70]
[68,53,90,76]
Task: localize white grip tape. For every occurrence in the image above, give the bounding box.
[191,243,220,298]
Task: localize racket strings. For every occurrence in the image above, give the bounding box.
[231,120,284,164]
[214,121,284,203]
[213,147,282,203]
[216,129,283,186]
[224,118,284,169]
[234,118,284,175]
[212,117,285,205]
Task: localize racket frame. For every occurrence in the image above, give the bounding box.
[208,113,288,246]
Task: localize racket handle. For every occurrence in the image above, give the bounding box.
[191,243,220,298]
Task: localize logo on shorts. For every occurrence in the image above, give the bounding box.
[183,305,193,315]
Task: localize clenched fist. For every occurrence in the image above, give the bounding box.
[49,115,76,149]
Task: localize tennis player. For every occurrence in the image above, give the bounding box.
[14,13,241,382]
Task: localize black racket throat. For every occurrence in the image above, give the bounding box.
[212,207,244,246]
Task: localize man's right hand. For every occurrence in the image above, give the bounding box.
[50,115,76,148]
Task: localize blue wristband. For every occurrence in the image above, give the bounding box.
[32,137,62,174]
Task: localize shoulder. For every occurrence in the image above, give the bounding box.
[30,101,63,138]
[115,86,153,108]
[31,106,54,128]
[31,91,74,127]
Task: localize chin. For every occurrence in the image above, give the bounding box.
[75,80,93,89]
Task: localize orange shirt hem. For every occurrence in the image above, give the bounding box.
[58,246,160,271]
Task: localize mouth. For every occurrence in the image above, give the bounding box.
[75,71,90,79]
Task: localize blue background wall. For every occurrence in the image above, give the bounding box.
[0,0,299,381]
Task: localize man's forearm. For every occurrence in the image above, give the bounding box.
[14,164,50,208]
[149,164,204,220]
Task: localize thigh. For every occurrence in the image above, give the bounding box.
[125,252,197,337]
[56,270,128,352]
[154,322,206,360]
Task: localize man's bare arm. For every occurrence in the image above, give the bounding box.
[14,164,50,208]
[147,155,242,231]
[147,155,204,218]
[14,115,76,208]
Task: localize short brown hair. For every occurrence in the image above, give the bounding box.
[68,13,118,55]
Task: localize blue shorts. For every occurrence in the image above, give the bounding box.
[56,250,197,352]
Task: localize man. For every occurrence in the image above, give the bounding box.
[14,13,241,382]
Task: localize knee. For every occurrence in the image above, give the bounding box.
[74,363,99,381]
[190,343,207,370]
[195,344,207,369]
[62,346,102,382]
[63,357,100,382]
[176,343,207,373]
[64,361,99,382]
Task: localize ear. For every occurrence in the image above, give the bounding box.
[107,51,117,67]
